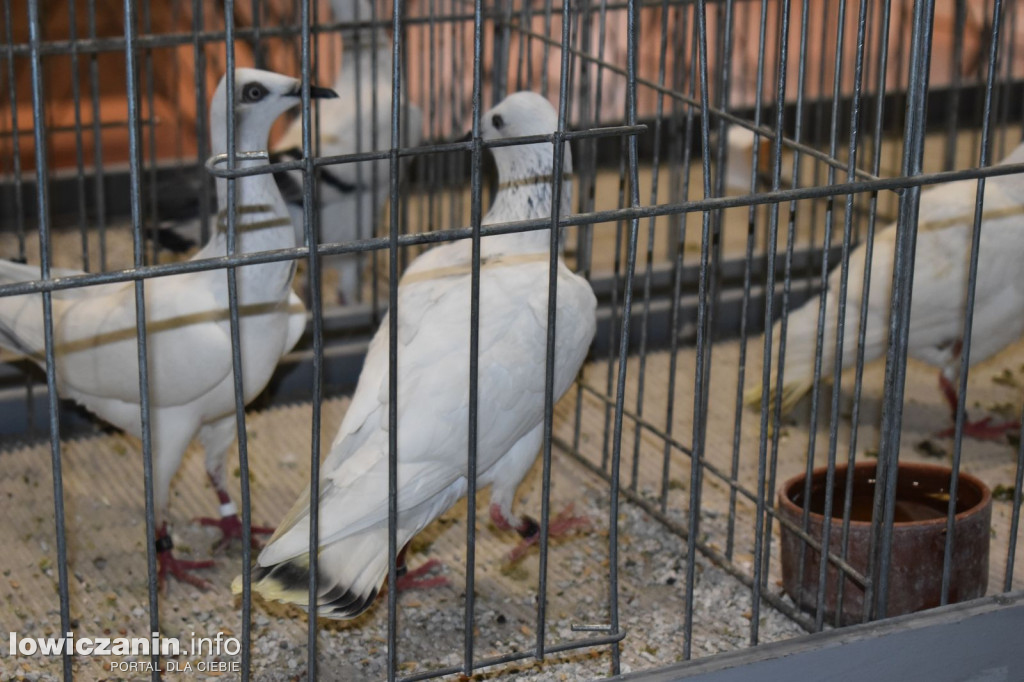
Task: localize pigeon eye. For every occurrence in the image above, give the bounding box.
[491,114,505,130]
[242,83,268,103]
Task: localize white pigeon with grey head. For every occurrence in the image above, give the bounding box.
[748,142,1024,440]
[0,68,336,586]
[273,0,423,305]
[243,91,597,618]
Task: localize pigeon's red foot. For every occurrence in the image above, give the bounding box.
[155,530,214,591]
[936,373,1018,442]
[938,416,1019,442]
[505,504,592,564]
[196,513,275,551]
[396,558,450,591]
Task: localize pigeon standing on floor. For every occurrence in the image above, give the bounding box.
[272,0,423,305]
[0,69,337,586]
[242,92,597,618]
[747,142,1024,439]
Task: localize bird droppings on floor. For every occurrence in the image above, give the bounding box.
[1,388,810,681]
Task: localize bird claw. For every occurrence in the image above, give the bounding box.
[505,504,592,564]
[937,373,1019,442]
[158,552,215,591]
[196,514,275,551]
[395,558,450,591]
[938,416,1019,442]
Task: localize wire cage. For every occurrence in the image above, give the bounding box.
[1,0,1024,680]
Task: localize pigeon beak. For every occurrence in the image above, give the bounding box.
[288,83,339,99]
[310,85,339,99]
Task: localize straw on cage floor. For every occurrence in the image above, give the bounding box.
[1,385,806,682]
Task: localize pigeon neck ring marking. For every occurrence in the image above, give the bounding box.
[498,172,574,192]
[215,204,293,233]
[205,149,271,177]
[400,252,551,285]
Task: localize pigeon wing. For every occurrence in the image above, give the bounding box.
[260,252,581,564]
[52,274,235,407]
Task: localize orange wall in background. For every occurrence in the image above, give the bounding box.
[2,0,1019,174]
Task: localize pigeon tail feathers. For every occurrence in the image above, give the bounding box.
[241,527,390,619]
[743,295,835,416]
[0,262,52,359]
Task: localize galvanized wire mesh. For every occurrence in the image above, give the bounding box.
[1,0,1024,680]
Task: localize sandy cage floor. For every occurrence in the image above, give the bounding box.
[0,388,805,682]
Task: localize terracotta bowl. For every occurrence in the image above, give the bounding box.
[778,461,991,625]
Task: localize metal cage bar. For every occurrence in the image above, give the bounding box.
[2,1,1024,680]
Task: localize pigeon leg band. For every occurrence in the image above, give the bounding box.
[489,503,539,538]
[155,534,174,553]
[206,470,237,511]
[516,515,541,539]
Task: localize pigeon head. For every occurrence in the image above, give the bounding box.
[481,91,558,140]
[210,68,338,155]
[480,91,573,182]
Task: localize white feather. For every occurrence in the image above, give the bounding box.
[753,142,1024,413]
[252,92,597,618]
[0,68,314,531]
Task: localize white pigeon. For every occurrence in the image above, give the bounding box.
[724,125,770,194]
[273,0,423,305]
[0,68,336,586]
[243,92,597,618]
[748,142,1024,439]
